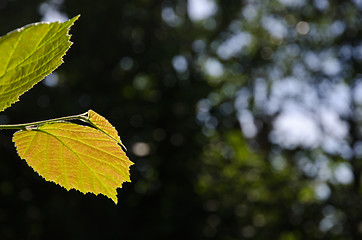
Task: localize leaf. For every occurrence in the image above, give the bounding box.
[88,109,127,150]
[12,122,133,204]
[0,15,79,112]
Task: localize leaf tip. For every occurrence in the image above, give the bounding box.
[69,14,81,24]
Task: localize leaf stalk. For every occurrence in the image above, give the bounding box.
[0,112,89,130]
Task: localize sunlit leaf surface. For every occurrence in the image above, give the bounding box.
[88,110,126,149]
[0,15,79,112]
[13,122,133,204]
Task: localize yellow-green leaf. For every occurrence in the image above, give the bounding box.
[0,15,79,112]
[12,122,133,204]
[88,109,127,149]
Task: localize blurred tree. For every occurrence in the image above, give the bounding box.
[1,0,362,239]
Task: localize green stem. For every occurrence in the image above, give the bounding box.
[0,112,89,130]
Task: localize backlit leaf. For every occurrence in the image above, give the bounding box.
[13,122,133,204]
[88,109,127,149]
[0,15,79,112]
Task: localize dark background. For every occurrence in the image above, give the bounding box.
[1,0,362,239]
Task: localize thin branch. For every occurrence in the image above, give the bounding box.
[0,112,89,130]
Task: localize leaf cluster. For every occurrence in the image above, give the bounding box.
[0,16,132,204]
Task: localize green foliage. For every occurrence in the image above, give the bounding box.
[0,15,79,112]
[0,17,132,204]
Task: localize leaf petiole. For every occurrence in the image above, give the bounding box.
[0,112,89,130]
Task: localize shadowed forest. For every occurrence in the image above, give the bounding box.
[1,0,362,239]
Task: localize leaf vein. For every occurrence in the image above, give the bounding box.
[34,129,110,194]
[3,24,68,74]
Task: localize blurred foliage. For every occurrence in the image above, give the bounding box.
[1,0,362,239]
